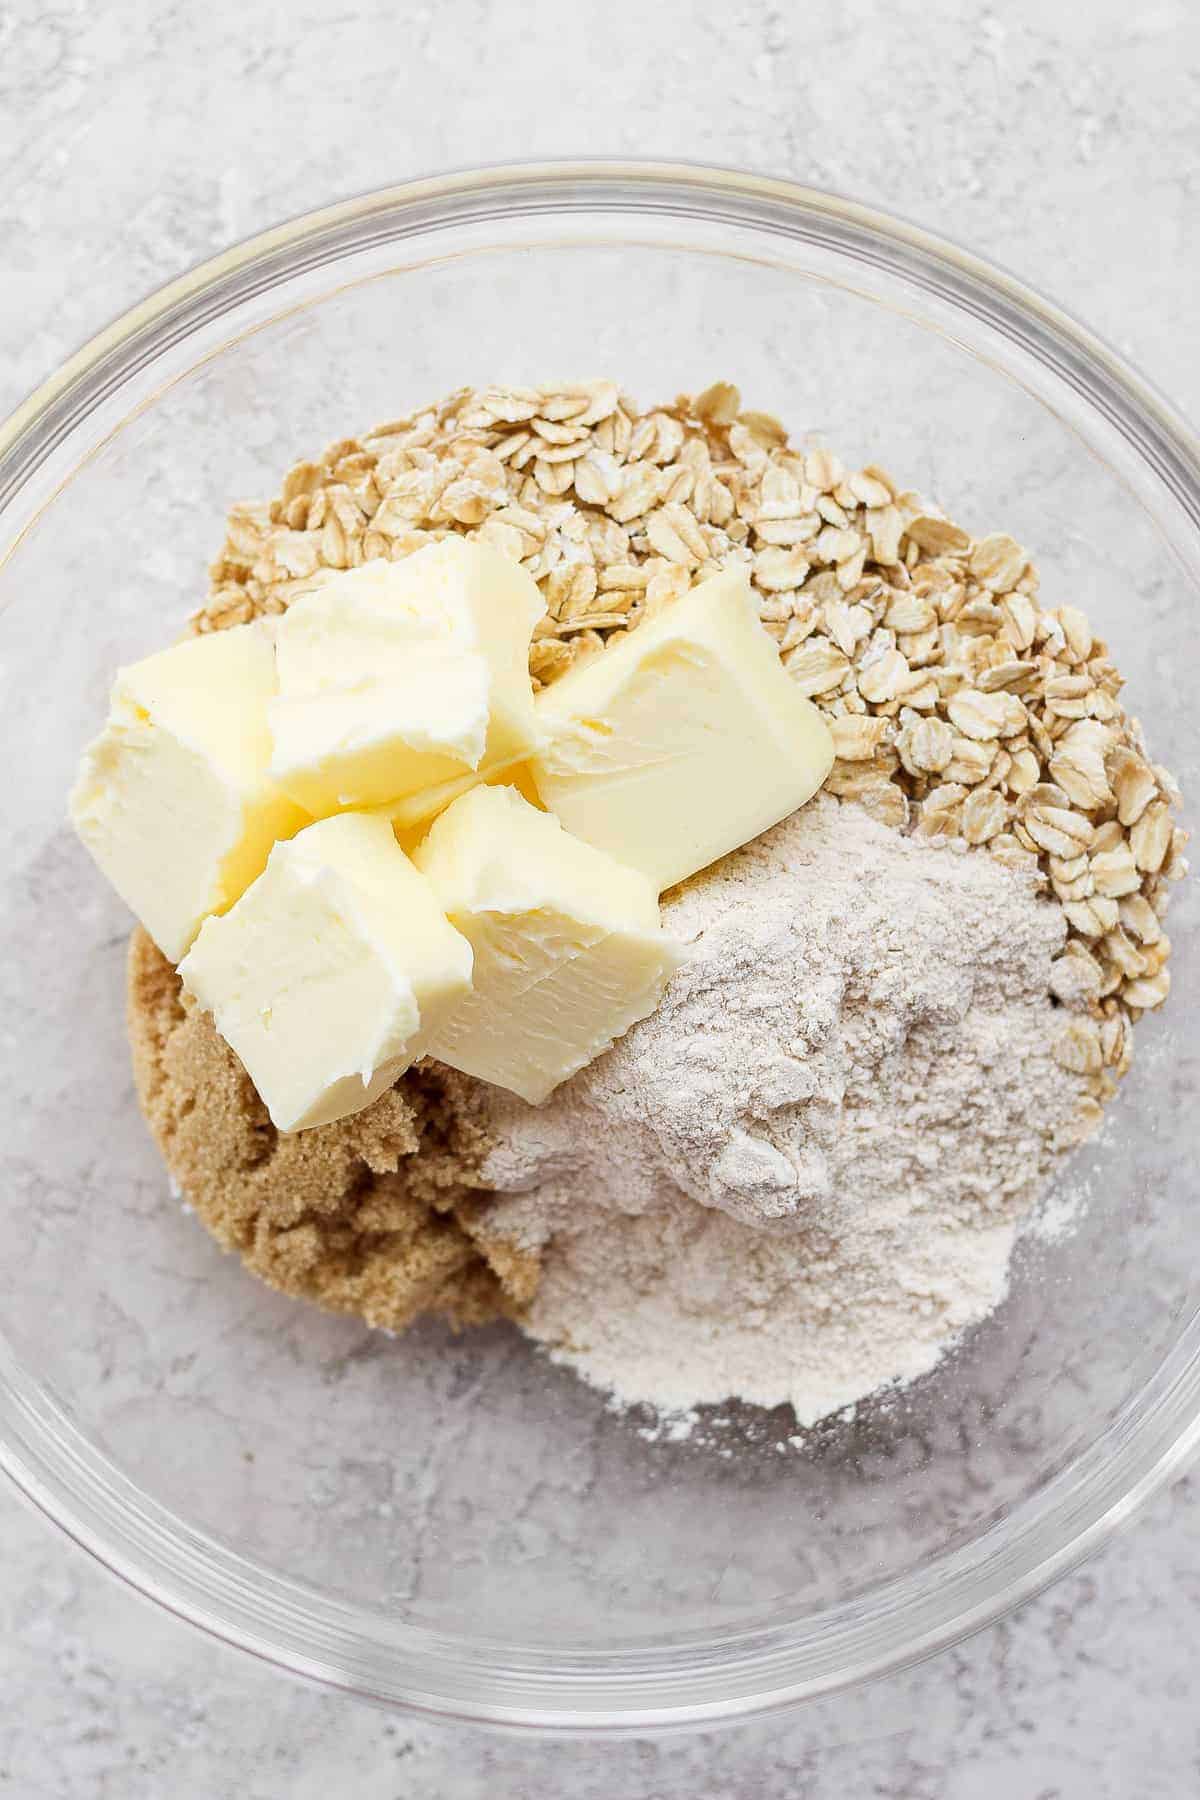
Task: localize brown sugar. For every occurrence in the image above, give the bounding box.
[126,928,539,1331]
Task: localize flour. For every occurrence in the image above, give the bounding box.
[477,797,1093,1427]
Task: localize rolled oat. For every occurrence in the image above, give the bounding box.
[197,380,1188,1090]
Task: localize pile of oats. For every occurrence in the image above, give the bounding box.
[198,380,1187,1113]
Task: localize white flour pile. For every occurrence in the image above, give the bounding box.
[479,797,1093,1426]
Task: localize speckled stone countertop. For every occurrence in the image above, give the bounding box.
[3,1,1199,1793]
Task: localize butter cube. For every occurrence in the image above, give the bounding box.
[179,813,472,1132]
[530,568,835,892]
[70,623,309,963]
[268,539,543,814]
[380,758,543,834]
[413,785,679,1104]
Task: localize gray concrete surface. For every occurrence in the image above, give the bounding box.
[2,0,1199,1792]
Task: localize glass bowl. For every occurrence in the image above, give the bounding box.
[1,161,1198,1734]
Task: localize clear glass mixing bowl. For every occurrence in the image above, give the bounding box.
[1,161,1198,1734]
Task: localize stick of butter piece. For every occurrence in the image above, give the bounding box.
[530,567,835,892]
[70,623,309,963]
[413,785,679,1104]
[268,539,543,814]
[178,813,472,1132]
[378,757,544,834]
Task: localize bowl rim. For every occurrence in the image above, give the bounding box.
[2,156,1199,1733]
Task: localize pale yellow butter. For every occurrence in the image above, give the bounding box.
[268,539,543,815]
[70,623,309,963]
[378,757,544,835]
[413,785,679,1104]
[530,568,835,892]
[178,813,472,1132]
